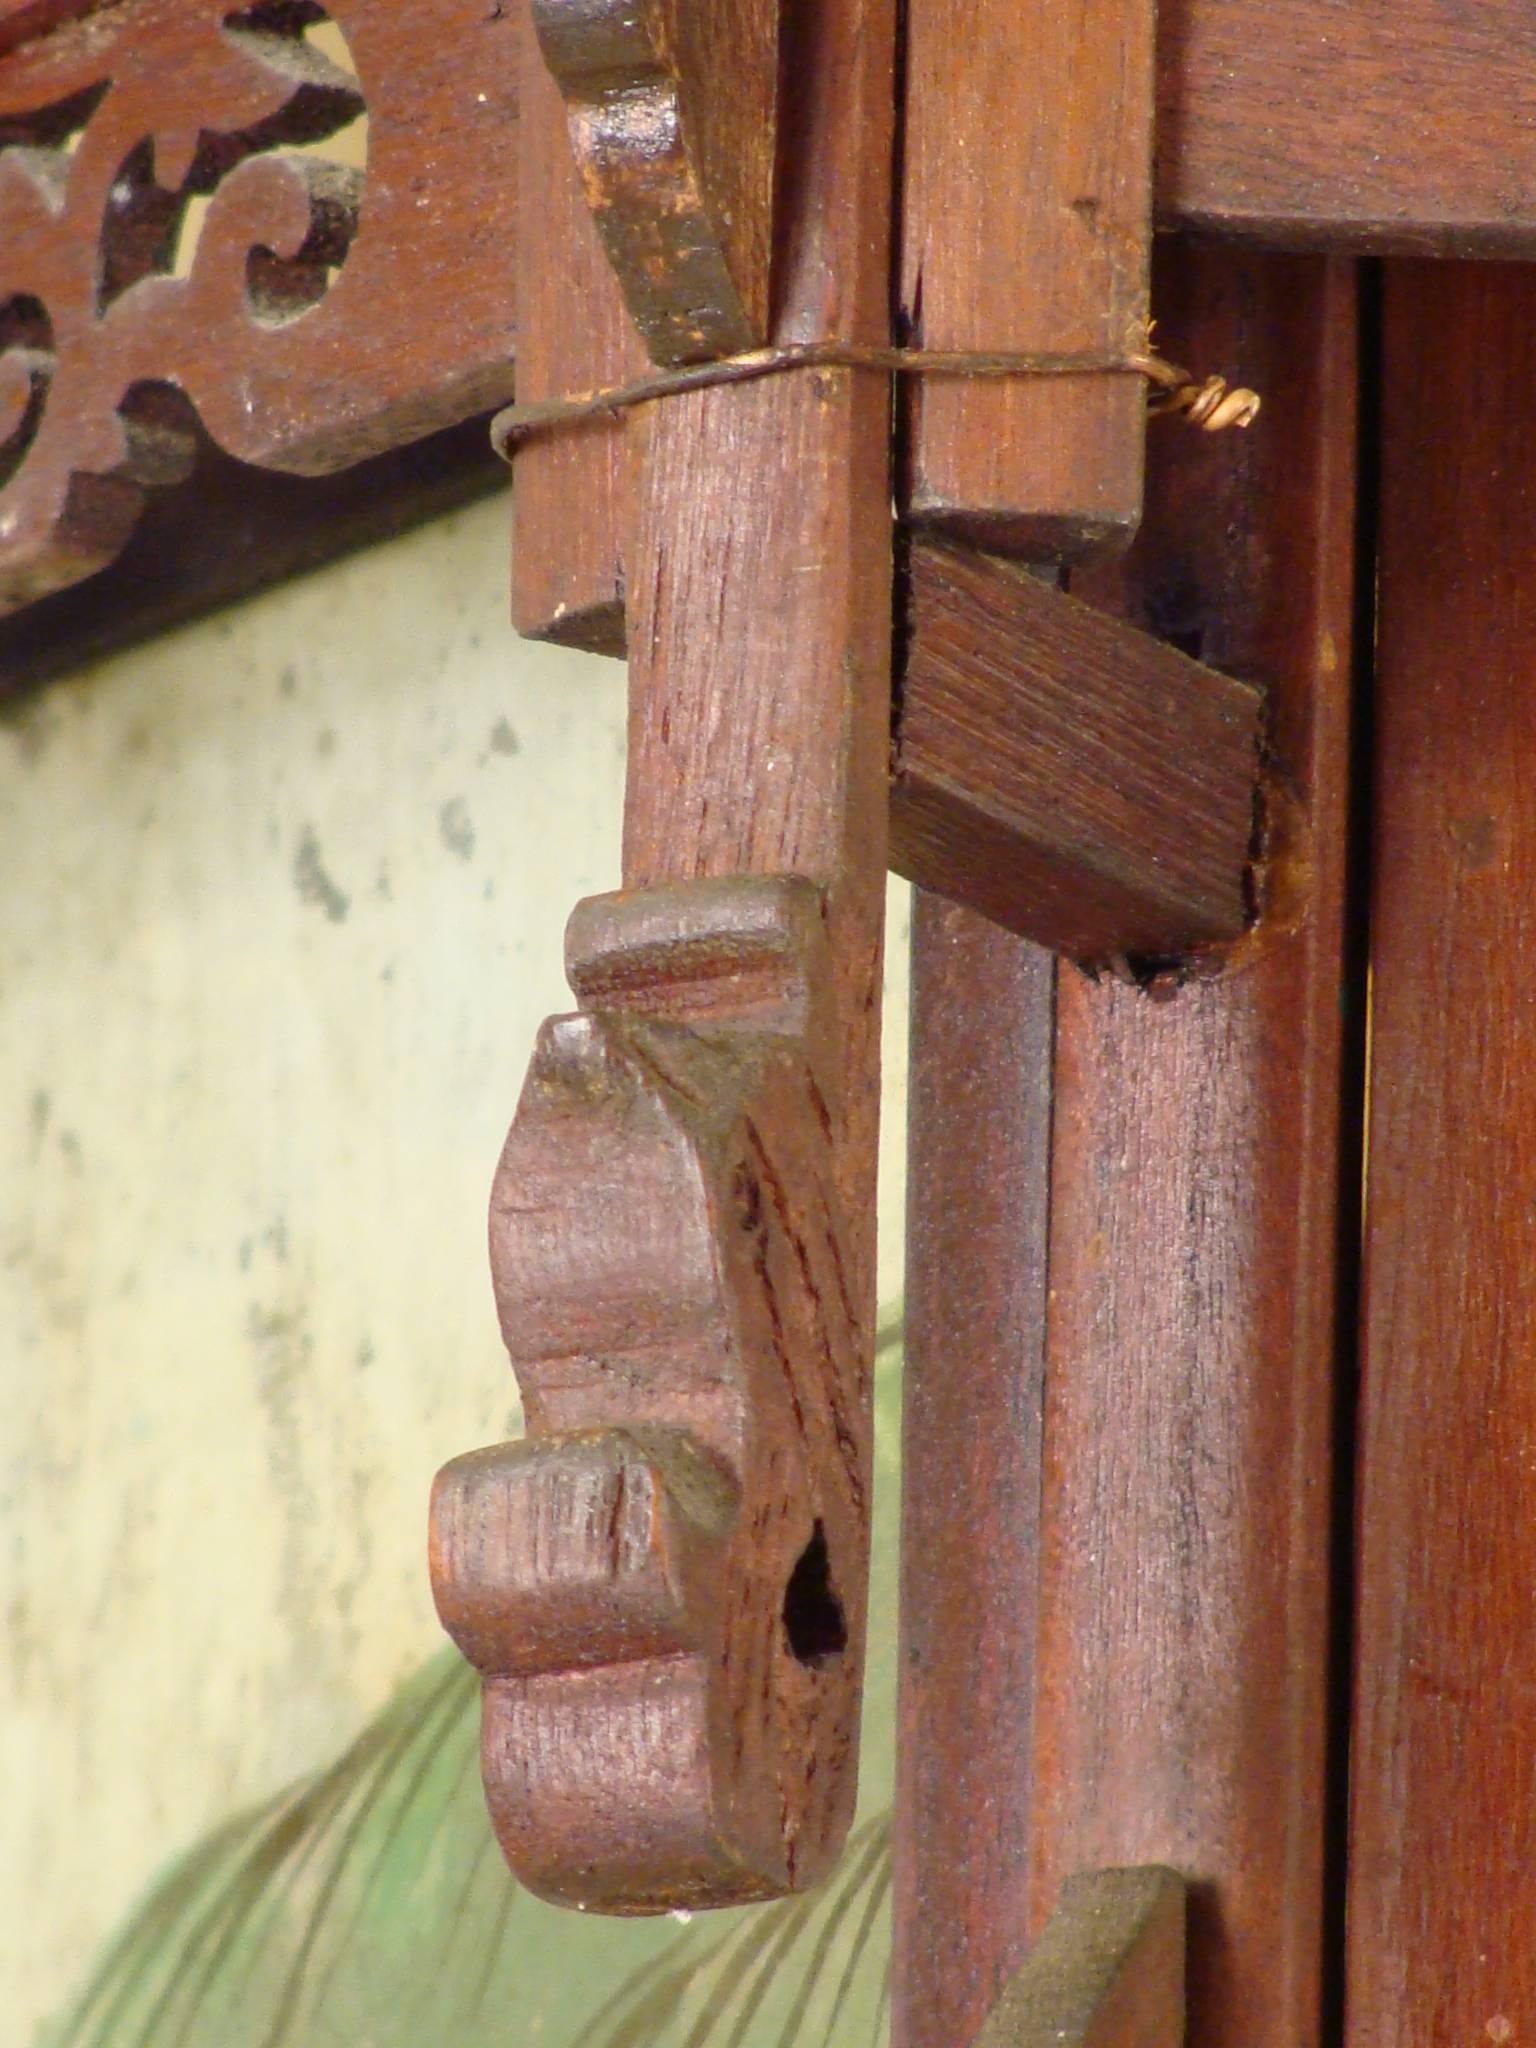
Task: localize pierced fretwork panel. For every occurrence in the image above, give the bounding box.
[0,0,518,613]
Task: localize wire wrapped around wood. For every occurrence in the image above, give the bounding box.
[490,340,1261,459]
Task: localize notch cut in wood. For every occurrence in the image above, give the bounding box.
[889,540,1264,962]
[974,1867,1186,2048]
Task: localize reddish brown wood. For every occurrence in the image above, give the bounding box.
[1156,0,1536,256]
[891,540,1262,961]
[623,0,895,1298]
[0,0,519,613]
[900,0,1155,559]
[974,1868,1186,2048]
[893,898,1054,2048]
[433,0,895,1914]
[1029,242,1358,2048]
[433,875,867,1910]
[1347,261,1536,2046]
[0,0,112,55]
[510,2,641,655]
[532,0,778,364]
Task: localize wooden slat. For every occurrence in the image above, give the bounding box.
[624,0,896,1289]
[1029,242,1358,2048]
[893,899,1055,2048]
[890,541,1262,961]
[1348,261,1536,2044]
[510,1,641,654]
[1156,1,1536,256]
[901,0,1155,559]
[974,1868,1186,2048]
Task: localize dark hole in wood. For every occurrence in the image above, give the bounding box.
[1165,625,1205,662]
[782,1520,847,1666]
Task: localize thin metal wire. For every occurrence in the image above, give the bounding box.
[490,340,1261,459]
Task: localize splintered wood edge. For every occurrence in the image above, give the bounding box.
[973,1867,1186,2048]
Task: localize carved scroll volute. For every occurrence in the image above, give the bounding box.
[430,877,871,1911]
[0,3,518,614]
[531,0,780,364]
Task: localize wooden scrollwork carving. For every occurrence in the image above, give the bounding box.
[431,876,870,1912]
[0,0,519,614]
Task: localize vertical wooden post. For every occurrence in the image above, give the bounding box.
[1028,245,1359,2048]
[510,3,640,654]
[434,0,899,1915]
[623,0,897,1287]
[900,0,1156,559]
[1348,260,1536,2045]
[894,902,1055,2048]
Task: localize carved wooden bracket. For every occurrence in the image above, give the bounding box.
[431,877,869,1910]
[531,0,778,365]
[434,0,893,1916]
[0,0,518,613]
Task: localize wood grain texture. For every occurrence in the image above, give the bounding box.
[1347,261,1536,2046]
[890,540,1262,961]
[533,0,778,363]
[1156,0,1536,255]
[625,0,896,1294]
[893,898,1055,2048]
[0,0,519,612]
[433,876,869,1910]
[1031,242,1358,2048]
[510,1,643,655]
[974,1868,1186,2048]
[435,0,895,1914]
[900,0,1154,558]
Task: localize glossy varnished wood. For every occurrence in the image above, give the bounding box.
[532,0,778,363]
[901,0,1154,558]
[1348,261,1536,2046]
[891,540,1262,960]
[624,0,896,1285]
[0,0,520,610]
[893,899,1054,2048]
[1031,243,1358,2048]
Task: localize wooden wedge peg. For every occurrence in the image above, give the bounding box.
[973,1868,1186,2048]
[890,540,1264,962]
